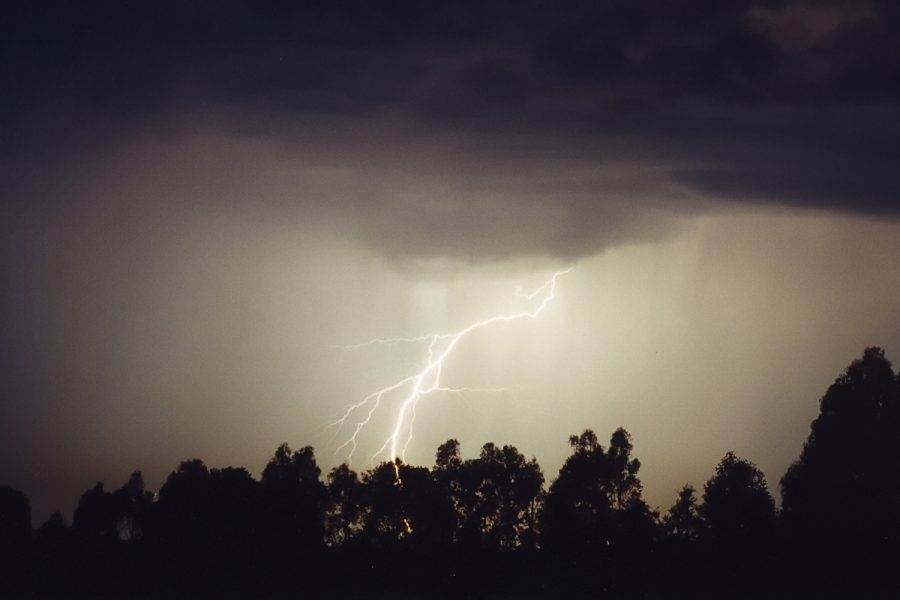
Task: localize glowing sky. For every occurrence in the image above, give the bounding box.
[2,1,900,522]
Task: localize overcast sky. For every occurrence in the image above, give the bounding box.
[3,0,900,523]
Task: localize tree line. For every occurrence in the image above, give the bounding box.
[2,347,899,598]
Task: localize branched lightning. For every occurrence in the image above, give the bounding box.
[326,268,573,470]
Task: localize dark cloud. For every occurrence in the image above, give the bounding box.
[4,1,897,127]
[2,0,899,261]
[678,156,900,215]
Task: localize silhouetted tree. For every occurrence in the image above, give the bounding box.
[433,439,465,537]
[8,346,900,598]
[700,451,776,592]
[542,429,646,548]
[73,471,152,543]
[33,511,73,595]
[325,464,363,547]
[0,486,32,593]
[664,484,702,542]
[541,428,658,594]
[206,466,260,579]
[114,471,153,541]
[152,459,215,589]
[335,459,454,596]
[659,484,702,591]
[446,442,544,551]
[72,483,116,542]
[152,459,264,592]
[357,460,453,548]
[258,443,326,587]
[780,347,900,590]
[68,471,153,593]
[435,438,463,472]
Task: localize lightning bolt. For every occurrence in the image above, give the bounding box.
[327,268,573,468]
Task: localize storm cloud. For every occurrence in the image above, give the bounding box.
[3,0,899,263]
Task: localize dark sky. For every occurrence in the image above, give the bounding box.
[3,1,900,523]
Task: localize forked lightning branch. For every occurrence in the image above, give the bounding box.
[326,268,572,467]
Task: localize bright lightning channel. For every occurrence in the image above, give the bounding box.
[327,268,573,468]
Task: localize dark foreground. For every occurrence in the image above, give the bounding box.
[2,348,899,598]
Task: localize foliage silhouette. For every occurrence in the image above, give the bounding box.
[2,347,899,597]
[324,463,362,547]
[699,451,776,592]
[73,470,152,543]
[0,486,31,593]
[437,441,543,550]
[540,428,658,595]
[781,346,900,592]
[663,484,701,542]
[259,443,326,584]
[658,484,702,590]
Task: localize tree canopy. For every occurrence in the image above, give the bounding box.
[781,346,900,590]
[2,347,899,597]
